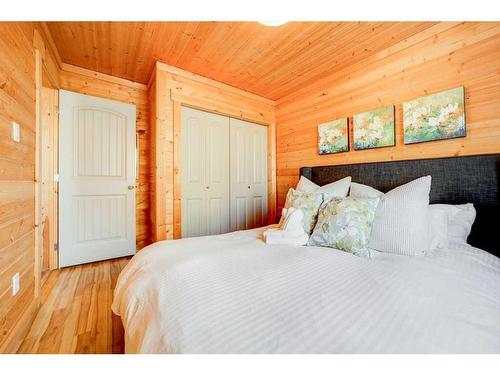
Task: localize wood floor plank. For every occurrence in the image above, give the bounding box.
[17,257,130,354]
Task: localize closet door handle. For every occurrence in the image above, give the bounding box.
[247,185,251,189]
[206,186,210,190]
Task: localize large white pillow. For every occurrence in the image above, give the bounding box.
[428,205,449,251]
[350,181,477,251]
[431,203,476,245]
[366,176,432,256]
[296,175,351,197]
[349,182,383,198]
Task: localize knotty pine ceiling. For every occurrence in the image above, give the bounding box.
[47,21,437,100]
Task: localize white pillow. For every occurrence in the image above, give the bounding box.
[349,182,383,198]
[296,175,351,197]
[296,176,320,193]
[367,176,432,256]
[352,183,446,252]
[431,203,476,244]
[350,181,477,250]
[428,205,449,251]
[352,181,446,252]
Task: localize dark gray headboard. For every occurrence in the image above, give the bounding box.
[300,154,500,257]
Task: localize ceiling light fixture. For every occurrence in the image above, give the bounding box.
[258,21,288,27]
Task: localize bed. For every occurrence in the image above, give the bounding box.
[112,154,500,353]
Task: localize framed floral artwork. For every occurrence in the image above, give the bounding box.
[353,105,395,150]
[403,87,465,144]
[317,118,349,155]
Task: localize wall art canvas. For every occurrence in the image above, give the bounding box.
[403,87,465,144]
[318,118,349,154]
[353,105,395,150]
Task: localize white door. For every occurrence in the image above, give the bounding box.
[59,90,136,267]
[230,118,268,231]
[181,107,230,238]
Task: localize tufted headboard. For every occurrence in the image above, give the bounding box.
[300,154,500,257]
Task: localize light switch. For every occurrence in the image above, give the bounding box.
[12,121,20,142]
[12,273,20,296]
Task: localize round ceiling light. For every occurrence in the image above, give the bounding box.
[258,21,288,27]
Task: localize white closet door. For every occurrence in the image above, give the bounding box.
[59,90,136,267]
[181,107,230,238]
[230,118,268,231]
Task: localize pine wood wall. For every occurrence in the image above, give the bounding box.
[275,22,500,214]
[0,22,44,353]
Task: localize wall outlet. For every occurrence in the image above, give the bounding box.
[12,273,20,296]
[12,121,20,143]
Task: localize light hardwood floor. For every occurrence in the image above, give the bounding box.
[18,257,130,354]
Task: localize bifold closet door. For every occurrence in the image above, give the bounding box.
[230,118,268,231]
[181,107,230,238]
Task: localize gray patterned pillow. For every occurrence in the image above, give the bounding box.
[284,188,324,234]
[308,197,380,257]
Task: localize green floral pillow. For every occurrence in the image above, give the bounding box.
[284,188,324,234]
[308,197,380,257]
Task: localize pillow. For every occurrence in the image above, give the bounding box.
[351,182,446,252]
[296,175,351,197]
[351,183,448,252]
[368,176,432,256]
[296,176,321,193]
[431,203,476,244]
[428,205,449,251]
[308,197,380,257]
[349,182,383,198]
[284,188,324,235]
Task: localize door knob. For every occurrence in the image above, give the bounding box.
[206,186,210,189]
[247,185,251,189]
[128,185,135,190]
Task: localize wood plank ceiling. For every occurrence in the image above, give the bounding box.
[47,22,437,100]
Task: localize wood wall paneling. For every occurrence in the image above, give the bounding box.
[275,22,500,214]
[0,22,39,353]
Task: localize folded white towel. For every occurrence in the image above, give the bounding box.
[264,230,309,246]
[264,208,309,246]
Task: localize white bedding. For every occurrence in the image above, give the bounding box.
[112,226,500,353]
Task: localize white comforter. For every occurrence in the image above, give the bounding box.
[112,226,500,353]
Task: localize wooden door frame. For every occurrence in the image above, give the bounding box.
[172,101,276,239]
[35,49,42,297]
[40,87,59,271]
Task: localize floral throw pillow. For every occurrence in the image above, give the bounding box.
[284,188,324,235]
[308,197,380,257]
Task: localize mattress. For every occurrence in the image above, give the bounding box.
[112,226,500,353]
